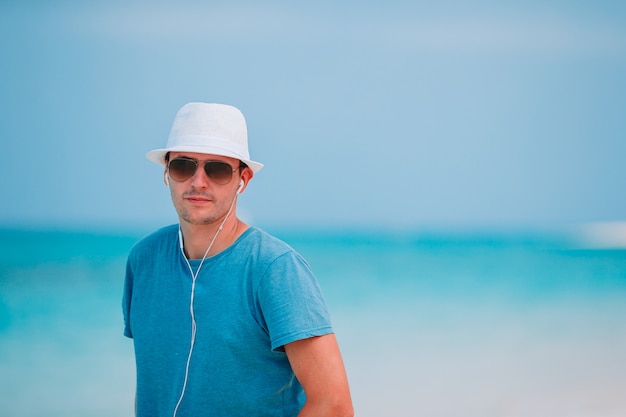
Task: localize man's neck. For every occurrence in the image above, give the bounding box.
[179,216,247,260]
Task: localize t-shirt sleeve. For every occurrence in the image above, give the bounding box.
[257,251,333,351]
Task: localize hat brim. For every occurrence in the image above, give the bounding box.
[146,146,264,174]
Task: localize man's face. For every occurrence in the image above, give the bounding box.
[165,152,247,226]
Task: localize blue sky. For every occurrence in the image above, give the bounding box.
[1,1,625,231]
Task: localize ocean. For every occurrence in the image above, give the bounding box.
[1,226,625,417]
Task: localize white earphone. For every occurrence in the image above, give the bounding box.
[165,174,170,187]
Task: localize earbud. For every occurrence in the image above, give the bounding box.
[237,180,244,195]
[165,174,170,187]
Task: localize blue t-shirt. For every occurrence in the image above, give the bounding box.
[123,225,333,417]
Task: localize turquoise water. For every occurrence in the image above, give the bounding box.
[1,227,625,417]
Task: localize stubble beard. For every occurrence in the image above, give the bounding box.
[178,209,222,226]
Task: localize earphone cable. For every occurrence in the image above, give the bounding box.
[172,192,239,417]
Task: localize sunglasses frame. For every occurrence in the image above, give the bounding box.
[167,157,240,184]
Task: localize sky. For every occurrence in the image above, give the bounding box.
[1,1,625,232]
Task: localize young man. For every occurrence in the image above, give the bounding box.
[123,102,353,417]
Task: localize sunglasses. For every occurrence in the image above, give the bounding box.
[167,158,239,184]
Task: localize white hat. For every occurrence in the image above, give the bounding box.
[146,102,264,173]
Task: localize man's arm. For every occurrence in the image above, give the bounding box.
[284,334,354,417]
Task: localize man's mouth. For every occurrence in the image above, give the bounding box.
[184,194,213,204]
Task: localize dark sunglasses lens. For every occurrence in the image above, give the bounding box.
[205,162,233,184]
[168,159,197,181]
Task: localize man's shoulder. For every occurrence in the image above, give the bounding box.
[245,226,295,254]
[129,224,178,256]
[241,227,308,267]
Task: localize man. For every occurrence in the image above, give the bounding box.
[123,102,353,417]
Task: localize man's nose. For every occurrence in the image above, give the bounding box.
[189,165,211,187]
